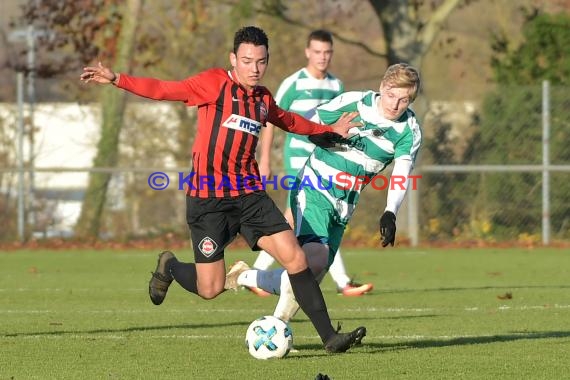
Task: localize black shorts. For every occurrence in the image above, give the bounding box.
[186,191,291,263]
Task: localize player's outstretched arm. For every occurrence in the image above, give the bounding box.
[80,62,118,85]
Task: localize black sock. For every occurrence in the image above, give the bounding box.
[288,268,335,343]
[169,260,198,295]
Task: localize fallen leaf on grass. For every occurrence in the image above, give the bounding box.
[497,292,513,300]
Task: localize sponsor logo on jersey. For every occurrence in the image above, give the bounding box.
[198,237,218,257]
[256,102,268,120]
[222,114,262,137]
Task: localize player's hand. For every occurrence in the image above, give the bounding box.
[308,131,347,149]
[80,62,117,84]
[330,111,362,137]
[379,211,396,247]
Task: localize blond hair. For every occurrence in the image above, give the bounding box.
[381,63,421,102]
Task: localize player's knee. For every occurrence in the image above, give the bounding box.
[198,290,220,300]
[197,284,224,300]
[282,248,308,273]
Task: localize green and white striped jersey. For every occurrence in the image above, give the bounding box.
[298,90,422,222]
[274,68,344,176]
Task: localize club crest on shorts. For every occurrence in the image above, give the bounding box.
[198,237,218,257]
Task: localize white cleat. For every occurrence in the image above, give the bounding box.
[224,261,250,291]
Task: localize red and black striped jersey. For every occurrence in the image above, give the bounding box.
[117,68,333,198]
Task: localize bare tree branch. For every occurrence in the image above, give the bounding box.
[418,0,462,55]
[220,0,387,58]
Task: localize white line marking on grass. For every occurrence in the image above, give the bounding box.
[497,304,570,310]
[1,307,435,314]
[343,307,434,312]
[0,308,272,314]
[344,304,570,312]
[10,335,297,341]
[372,334,514,340]
[1,305,569,315]
[8,333,540,341]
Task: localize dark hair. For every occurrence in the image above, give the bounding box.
[307,29,333,47]
[233,26,269,54]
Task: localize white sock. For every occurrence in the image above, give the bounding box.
[252,250,275,270]
[238,268,283,295]
[328,249,351,288]
[237,270,258,288]
[273,269,327,323]
[273,270,300,322]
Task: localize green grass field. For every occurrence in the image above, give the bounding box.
[1,247,569,379]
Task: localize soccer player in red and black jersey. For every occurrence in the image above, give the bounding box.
[81,26,365,353]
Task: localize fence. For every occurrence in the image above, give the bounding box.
[407,166,570,246]
[405,81,570,245]
[1,82,569,245]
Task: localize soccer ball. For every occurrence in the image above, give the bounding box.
[245,316,293,359]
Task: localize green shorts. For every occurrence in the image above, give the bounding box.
[290,186,346,267]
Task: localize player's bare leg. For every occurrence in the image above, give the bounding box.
[194,260,226,299]
[256,233,365,352]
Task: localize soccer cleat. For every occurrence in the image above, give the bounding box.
[148,250,175,305]
[224,260,250,291]
[337,281,373,297]
[324,325,366,353]
[247,286,272,297]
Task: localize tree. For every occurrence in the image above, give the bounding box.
[474,12,570,239]
[11,1,126,102]
[10,1,140,239]
[235,0,466,67]
[74,0,143,238]
[367,0,463,67]
[491,11,570,85]
[11,1,240,239]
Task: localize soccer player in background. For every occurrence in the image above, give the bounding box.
[252,29,374,297]
[80,26,366,353]
[226,63,422,324]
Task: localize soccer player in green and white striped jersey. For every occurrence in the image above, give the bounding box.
[253,30,373,297]
[257,29,344,179]
[232,63,422,322]
[275,54,343,177]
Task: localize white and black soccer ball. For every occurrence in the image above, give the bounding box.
[245,316,293,359]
